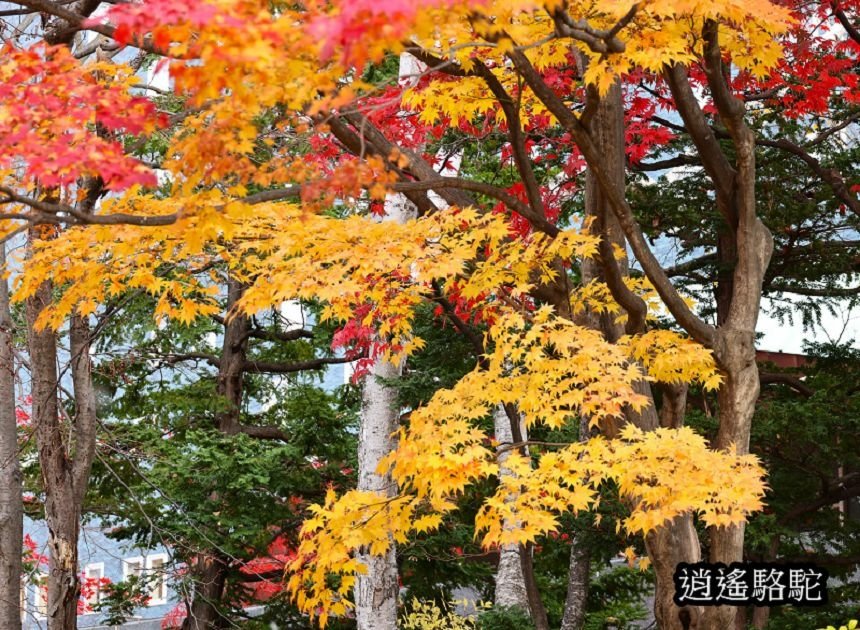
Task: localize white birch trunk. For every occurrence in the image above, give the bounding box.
[493,405,530,611]
[354,54,422,630]
[354,194,412,628]
[355,356,402,630]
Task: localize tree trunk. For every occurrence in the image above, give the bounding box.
[184,553,228,630]
[700,57,774,624]
[750,604,769,629]
[353,54,427,629]
[25,222,102,630]
[576,84,703,630]
[0,243,23,628]
[26,272,80,630]
[355,356,401,630]
[492,406,530,612]
[559,531,590,630]
[183,278,249,630]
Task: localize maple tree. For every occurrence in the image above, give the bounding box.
[0,0,858,629]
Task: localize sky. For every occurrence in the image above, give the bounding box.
[758,299,860,354]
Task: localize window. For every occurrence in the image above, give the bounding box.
[146,554,169,604]
[83,562,105,607]
[123,554,169,606]
[123,556,144,582]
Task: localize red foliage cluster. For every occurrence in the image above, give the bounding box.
[239,534,296,602]
[15,395,32,426]
[78,574,112,615]
[734,0,860,116]
[88,0,219,49]
[22,533,48,569]
[0,44,159,190]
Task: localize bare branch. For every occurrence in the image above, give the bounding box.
[225,424,290,441]
[242,356,354,374]
[765,282,860,297]
[759,372,814,397]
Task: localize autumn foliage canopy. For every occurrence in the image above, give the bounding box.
[1,0,858,626]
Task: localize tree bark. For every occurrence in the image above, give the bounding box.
[574,84,703,630]
[353,64,423,619]
[560,421,593,630]
[184,553,228,630]
[0,243,23,629]
[355,356,401,630]
[26,267,80,630]
[698,21,774,627]
[492,406,530,612]
[559,530,590,630]
[25,222,102,630]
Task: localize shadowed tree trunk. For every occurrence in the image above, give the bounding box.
[560,416,591,630]
[0,243,23,629]
[561,83,703,630]
[26,230,99,630]
[184,277,248,630]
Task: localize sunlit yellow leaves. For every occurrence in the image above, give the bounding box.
[613,425,766,533]
[12,190,603,371]
[618,328,722,389]
[404,76,502,126]
[376,306,650,523]
[477,426,763,546]
[286,489,436,626]
[483,308,650,428]
[280,296,763,622]
[294,423,766,621]
[401,0,792,109]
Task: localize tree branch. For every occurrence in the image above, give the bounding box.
[225,424,289,441]
[665,253,718,277]
[430,280,486,364]
[765,282,860,297]
[549,6,631,54]
[759,372,814,397]
[754,136,860,216]
[779,476,860,524]
[631,154,701,172]
[161,352,354,374]
[11,0,159,50]
[832,0,860,45]
[242,356,354,374]
[393,177,559,235]
[662,64,737,207]
[504,47,715,345]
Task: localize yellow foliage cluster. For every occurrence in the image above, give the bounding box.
[14,198,598,353]
[284,307,760,623]
[402,0,791,129]
[476,425,764,545]
[400,598,485,630]
[290,420,764,623]
[618,329,722,389]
